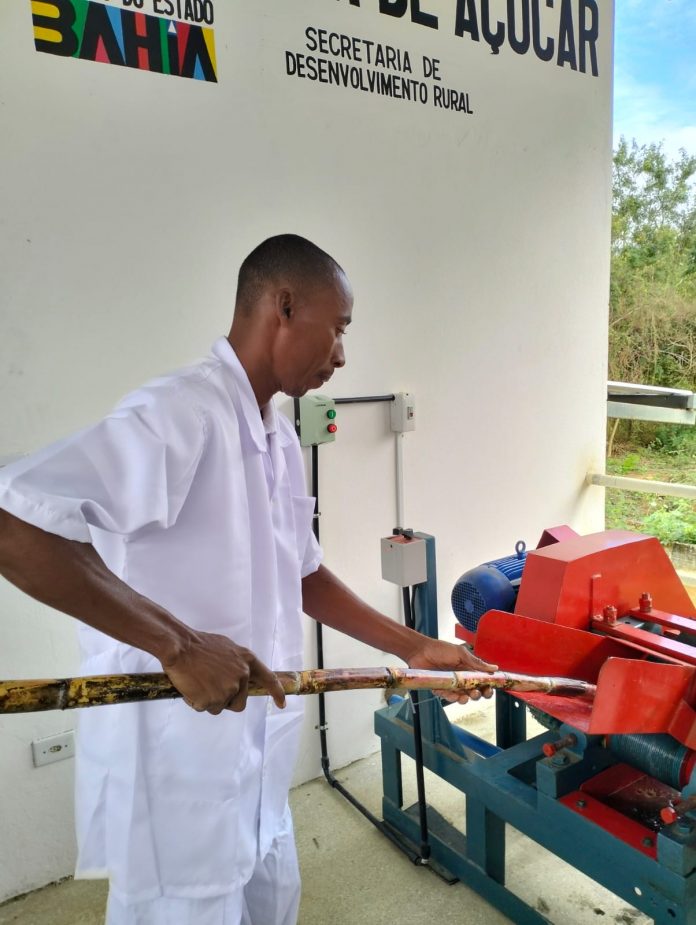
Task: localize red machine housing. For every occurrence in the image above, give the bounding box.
[455,529,696,748]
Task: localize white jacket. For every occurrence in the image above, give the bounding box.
[0,337,321,903]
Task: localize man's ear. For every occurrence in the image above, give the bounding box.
[277,288,293,322]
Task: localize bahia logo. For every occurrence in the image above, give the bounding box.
[31,0,218,83]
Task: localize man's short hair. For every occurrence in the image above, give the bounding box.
[235,234,344,315]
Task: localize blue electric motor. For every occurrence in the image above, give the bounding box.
[451,541,527,635]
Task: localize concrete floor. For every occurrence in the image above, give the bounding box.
[0,701,652,925]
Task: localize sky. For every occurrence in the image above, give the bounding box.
[614,0,696,157]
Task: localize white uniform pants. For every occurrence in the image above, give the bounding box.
[105,815,301,925]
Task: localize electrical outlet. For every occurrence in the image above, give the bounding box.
[31,730,75,768]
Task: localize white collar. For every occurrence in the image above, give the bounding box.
[211,337,278,453]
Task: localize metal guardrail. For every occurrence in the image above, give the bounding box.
[607,381,695,426]
[587,472,696,501]
[601,382,695,499]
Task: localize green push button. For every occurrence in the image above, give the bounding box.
[327,409,337,419]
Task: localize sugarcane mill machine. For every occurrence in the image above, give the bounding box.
[374,527,696,924]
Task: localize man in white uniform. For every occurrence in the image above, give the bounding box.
[0,235,494,925]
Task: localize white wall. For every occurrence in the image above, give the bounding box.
[0,0,613,902]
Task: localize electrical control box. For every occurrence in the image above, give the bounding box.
[390,392,415,433]
[294,395,338,447]
[381,533,427,587]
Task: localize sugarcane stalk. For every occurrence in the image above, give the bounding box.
[0,668,595,714]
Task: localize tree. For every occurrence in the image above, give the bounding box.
[609,139,696,392]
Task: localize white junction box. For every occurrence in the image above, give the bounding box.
[381,534,427,587]
[31,730,75,768]
[390,392,415,433]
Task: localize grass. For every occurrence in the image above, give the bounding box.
[605,428,696,541]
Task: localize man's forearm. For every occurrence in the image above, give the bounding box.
[0,509,193,663]
[0,508,289,712]
[301,564,423,662]
[302,564,498,704]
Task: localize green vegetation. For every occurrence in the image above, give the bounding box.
[606,142,696,543]
[605,433,696,543]
[610,139,696,397]
[643,502,696,545]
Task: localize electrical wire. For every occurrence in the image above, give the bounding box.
[402,585,431,862]
[311,443,422,865]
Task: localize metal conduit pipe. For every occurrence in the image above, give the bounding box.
[333,394,396,405]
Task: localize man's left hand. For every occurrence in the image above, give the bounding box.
[406,638,498,704]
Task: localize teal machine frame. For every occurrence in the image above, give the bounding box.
[373,534,696,925]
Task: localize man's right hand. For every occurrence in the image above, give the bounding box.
[0,512,284,716]
[160,631,286,715]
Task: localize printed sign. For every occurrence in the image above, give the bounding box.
[287,26,474,114]
[30,0,218,83]
[285,2,600,118]
[330,0,600,75]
